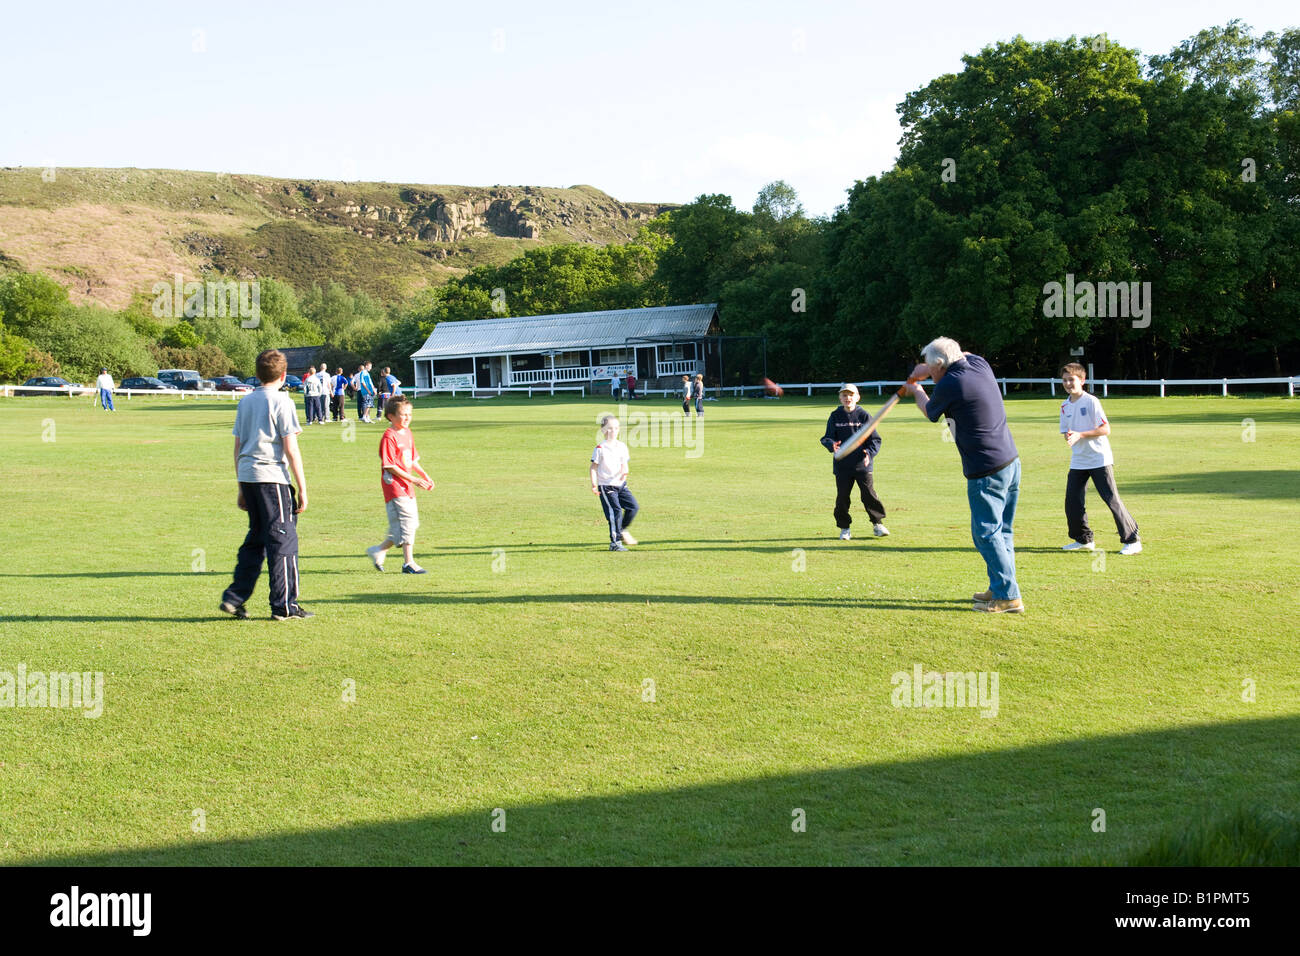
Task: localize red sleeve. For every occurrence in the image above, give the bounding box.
[379,430,400,469]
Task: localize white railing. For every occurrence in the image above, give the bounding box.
[510,366,592,384]
[710,376,1298,398]
[0,384,240,400]
[410,385,588,398]
[657,359,702,377]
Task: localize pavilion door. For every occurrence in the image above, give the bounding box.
[477,358,492,388]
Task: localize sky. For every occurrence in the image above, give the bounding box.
[2,0,1295,218]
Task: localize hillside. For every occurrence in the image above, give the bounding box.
[0,167,675,307]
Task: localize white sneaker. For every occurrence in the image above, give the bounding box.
[1062,541,1095,551]
[1120,541,1143,555]
[873,523,890,537]
[366,545,386,570]
[839,528,851,540]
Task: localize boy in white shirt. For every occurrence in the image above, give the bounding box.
[589,414,639,551]
[1059,363,1141,555]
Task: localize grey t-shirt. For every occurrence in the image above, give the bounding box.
[233,386,301,484]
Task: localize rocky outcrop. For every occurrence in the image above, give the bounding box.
[264,180,675,246]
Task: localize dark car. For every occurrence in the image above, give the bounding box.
[243,377,260,388]
[16,376,81,395]
[212,376,252,392]
[284,375,303,392]
[122,377,178,390]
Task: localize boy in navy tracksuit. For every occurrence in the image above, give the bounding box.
[820,383,889,539]
[219,349,313,621]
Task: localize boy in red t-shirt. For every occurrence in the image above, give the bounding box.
[365,396,434,574]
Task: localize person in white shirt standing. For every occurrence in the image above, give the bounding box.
[1059,363,1141,555]
[589,414,639,551]
[95,368,115,411]
[306,364,327,424]
[314,364,332,423]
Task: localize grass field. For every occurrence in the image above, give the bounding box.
[0,390,1297,865]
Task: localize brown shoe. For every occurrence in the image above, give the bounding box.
[973,598,1024,613]
[972,589,992,602]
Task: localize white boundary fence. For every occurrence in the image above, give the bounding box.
[0,384,238,400]
[409,385,588,398]
[9,376,1294,401]
[707,376,1298,399]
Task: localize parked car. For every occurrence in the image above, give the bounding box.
[121,376,178,390]
[243,377,260,388]
[284,375,303,392]
[157,369,202,389]
[212,375,252,392]
[15,376,82,395]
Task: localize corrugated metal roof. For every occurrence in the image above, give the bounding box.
[411,303,718,359]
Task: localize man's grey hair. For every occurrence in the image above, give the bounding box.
[921,337,964,370]
[599,414,619,428]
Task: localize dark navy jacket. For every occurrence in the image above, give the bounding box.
[821,406,881,475]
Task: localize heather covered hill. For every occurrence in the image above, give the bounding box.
[0,167,675,308]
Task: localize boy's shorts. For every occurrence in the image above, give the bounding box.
[385,496,419,545]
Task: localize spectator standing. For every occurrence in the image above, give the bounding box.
[331,367,348,422]
[95,368,116,412]
[355,363,377,423]
[303,365,324,424]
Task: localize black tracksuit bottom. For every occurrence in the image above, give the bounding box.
[222,482,302,615]
[1065,466,1139,545]
[835,468,885,527]
[597,484,638,543]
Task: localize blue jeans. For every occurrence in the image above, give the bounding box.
[99,387,115,410]
[966,459,1021,600]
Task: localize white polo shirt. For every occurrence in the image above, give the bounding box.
[1059,392,1114,469]
[591,439,629,486]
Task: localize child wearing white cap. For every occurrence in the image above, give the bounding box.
[819,383,889,539]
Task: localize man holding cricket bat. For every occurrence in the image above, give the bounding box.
[902,337,1023,613]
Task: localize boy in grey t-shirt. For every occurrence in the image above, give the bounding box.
[219,349,314,620]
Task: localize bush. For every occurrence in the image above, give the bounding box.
[24,304,155,381]
[161,321,203,349]
[148,343,237,378]
[0,272,70,337]
[0,330,51,381]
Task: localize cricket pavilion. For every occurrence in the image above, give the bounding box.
[410,303,722,393]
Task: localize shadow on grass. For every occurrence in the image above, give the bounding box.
[1121,470,1300,500]
[21,716,1298,866]
[306,540,976,557]
[0,593,973,621]
[314,592,972,611]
